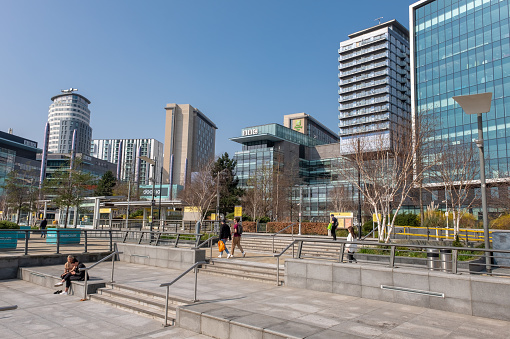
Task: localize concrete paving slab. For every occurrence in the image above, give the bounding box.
[7,260,510,338]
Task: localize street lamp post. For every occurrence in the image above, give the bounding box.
[453,92,492,273]
[299,186,302,235]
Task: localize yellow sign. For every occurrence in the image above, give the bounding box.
[234,206,242,217]
[330,212,353,229]
[292,118,305,133]
[211,213,216,220]
[373,214,382,222]
[100,208,112,214]
[184,206,200,213]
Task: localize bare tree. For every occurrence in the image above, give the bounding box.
[435,143,479,236]
[338,115,436,242]
[178,161,217,224]
[243,164,273,222]
[328,185,355,213]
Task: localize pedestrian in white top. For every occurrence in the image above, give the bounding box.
[346,226,358,263]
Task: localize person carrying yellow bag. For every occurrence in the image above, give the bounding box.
[218,219,232,258]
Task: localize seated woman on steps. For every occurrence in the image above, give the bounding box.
[54,259,87,295]
[60,255,75,280]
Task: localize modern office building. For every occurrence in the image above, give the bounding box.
[0,129,41,196]
[48,89,92,155]
[231,113,345,221]
[39,153,117,180]
[338,20,411,153]
[163,104,217,188]
[410,0,510,193]
[90,138,164,185]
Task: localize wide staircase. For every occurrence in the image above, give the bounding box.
[199,258,285,285]
[89,283,190,323]
[240,233,344,260]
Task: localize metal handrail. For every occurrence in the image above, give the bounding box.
[0,305,17,311]
[159,260,207,326]
[194,237,218,258]
[273,240,298,286]
[271,223,295,253]
[79,251,123,301]
[290,237,510,276]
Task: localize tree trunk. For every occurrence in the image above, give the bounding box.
[65,205,70,228]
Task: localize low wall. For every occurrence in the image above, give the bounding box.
[116,243,206,270]
[285,258,510,322]
[0,252,111,280]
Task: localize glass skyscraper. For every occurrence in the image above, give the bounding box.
[410,0,510,184]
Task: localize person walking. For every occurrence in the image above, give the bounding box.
[218,219,232,259]
[330,214,338,241]
[40,218,47,238]
[230,217,246,258]
[346,226,358,263]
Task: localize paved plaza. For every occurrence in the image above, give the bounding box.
[3,260,510,338]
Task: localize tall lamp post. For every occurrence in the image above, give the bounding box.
[139,156,156,242]
[452,92,492,273]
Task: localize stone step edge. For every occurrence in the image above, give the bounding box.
[208,261,285,272]
[177,307,296,339]
[97,287,179,310]
[89,293,171,320]
[202,264,285,276]
[199,269,284,285]
[105,282,191,305]
[200,266,285,279]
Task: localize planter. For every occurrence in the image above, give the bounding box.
[46,228,81,244]
[0,231,18,249]
[17,226,31,239]
[492,231,510,267]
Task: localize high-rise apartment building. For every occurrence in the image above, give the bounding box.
[410,0,510,185]
[90,138,163,184]
[48,89,92,155]
[163,104,217,187]
[338,20,411,153]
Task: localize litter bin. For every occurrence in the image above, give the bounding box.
[440,249,453,272]
[427,249,441,271]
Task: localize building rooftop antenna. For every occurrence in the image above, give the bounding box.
[375,17,383,25]
[61,88,78,94]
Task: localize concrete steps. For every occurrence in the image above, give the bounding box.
[90,283,190,323]
[199,259,285,285]
[240,235,343,259]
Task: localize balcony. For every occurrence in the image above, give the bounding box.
[338,95,390,110]
[339,51,388,67]
[338,104,389,119]
[339,87,389,101]
[339,42,389,61]
[340,69,389,84]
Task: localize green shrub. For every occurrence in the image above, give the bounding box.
[0,221,20,229]
[393,213,419,226]
[490,214,510,230]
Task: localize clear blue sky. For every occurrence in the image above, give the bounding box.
[0,0,414,158]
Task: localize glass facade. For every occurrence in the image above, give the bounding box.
[412,0,510,182]
[0,147,15,195]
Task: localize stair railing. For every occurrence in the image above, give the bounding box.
[271,223,295,253]
[79,250,123,301]
[195,236,218,258]
[273,240,298,286]
[159,260,207,326]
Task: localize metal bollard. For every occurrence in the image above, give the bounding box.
[84,230,88,253]
[24,231,29,255]
[56,230,60,254]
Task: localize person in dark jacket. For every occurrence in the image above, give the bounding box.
[218,220,232,259]
[54,259,87,295]
[40,218,47,238]
[330,214,338,241]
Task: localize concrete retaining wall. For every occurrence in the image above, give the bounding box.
[0,252,111,280]
[116,243,206,270]
[285,259,510,322]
